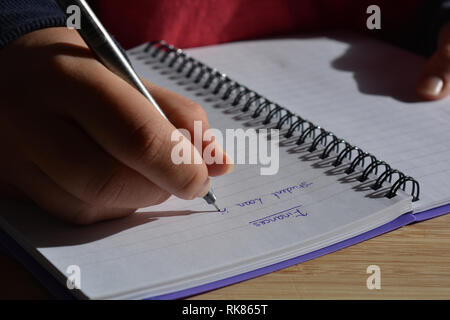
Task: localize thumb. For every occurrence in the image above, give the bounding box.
[417,23,450,100]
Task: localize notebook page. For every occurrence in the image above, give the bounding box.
[183,33,450,213]
[0,42,412,298]
[0,145,410,299]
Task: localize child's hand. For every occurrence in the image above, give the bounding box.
[417,22,450,100]
[0,27,232,224]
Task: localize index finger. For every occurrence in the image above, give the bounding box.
[57,58,211,200]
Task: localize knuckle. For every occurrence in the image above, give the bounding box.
[83,166,125,207]
[189,101,207,119]
[176,168,206,199]
[152,190,171,206]
[67,204,99,225]
[128,119,165,165]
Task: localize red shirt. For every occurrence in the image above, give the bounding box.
[94,0,425,49]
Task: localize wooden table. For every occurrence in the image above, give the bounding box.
[1,213,449,300]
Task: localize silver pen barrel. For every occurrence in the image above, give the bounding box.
[55,0,220,210]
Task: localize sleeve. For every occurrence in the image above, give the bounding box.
[0,0,66,49]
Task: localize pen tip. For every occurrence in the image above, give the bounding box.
[213,203,220,211]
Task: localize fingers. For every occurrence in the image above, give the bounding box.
[417,23,450,100]
[11,160,135,225]
[5,110,170,209]
[142,80,234,177]
[1,27,232,224]
[0,137,134,225]
[56,58,211,200]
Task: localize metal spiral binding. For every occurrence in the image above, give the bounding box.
[132,41,420,202]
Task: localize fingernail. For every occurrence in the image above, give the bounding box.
[419,76,444,96]
[196,178,211,198]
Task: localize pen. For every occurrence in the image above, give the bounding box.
[55,0,220,211]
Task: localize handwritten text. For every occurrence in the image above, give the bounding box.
[271,182,313,199]
[249,205,308,227]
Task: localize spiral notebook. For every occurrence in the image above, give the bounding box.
[1,32,450,299]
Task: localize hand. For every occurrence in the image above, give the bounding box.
[0,27,233,224]
[417,22,450,100]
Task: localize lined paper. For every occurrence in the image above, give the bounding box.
[183,33,450,212]
[0,34,419,299]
